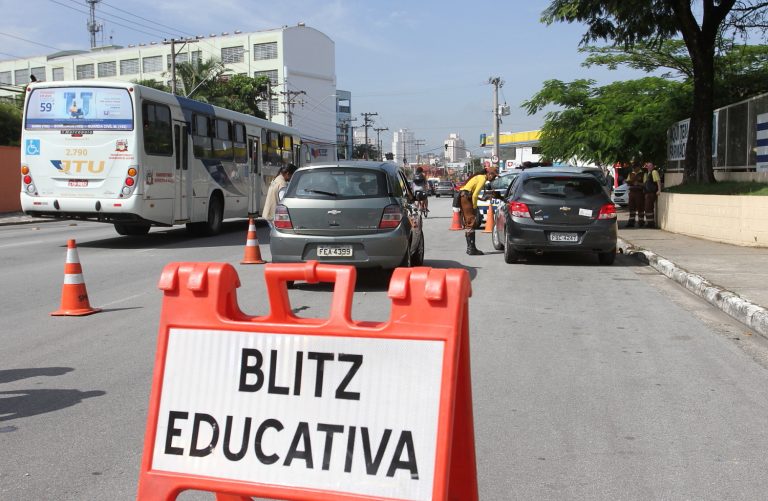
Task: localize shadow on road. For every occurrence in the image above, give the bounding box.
[422,259,480,280]
[0,367,74,384]
[0,388,105,422]
[506,251,646,267]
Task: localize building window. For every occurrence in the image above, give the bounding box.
[0,71,12,84]
[191,50,202,66]
[142,101,173,156]
[221,46,244,64]
[30,67,46,82]
[120,58,139,75]
[98,61,116,78]
[142,55,163,73]
[167,52,188,70]
[15,69,29,85]
[257,99,278,117]
[75,64,95,80]
[253,42,277,61]
[51,68,64,81]
[254,69,278,86]
[531,146,541,155]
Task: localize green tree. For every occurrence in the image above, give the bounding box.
[174,57,228,99]
[0,102,22,146]
[206,74,269,119]
[523,77,690,167]
[542,0,767,183]
[132,79,170,92]
[353,144,379,160]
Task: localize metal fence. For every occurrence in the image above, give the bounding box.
[667,91,768,173]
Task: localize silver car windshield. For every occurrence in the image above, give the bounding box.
[287,168,388,199]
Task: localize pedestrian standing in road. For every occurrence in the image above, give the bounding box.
[642,161,662,228]
[626,163,645,227]
[458,167,499,255]
[262,163,298,224]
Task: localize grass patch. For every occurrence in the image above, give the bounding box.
[665,181,768,196]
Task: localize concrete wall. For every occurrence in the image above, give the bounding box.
[0,146,20,213]
[658,193,768,247]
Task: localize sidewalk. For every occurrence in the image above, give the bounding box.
[618,225,768,339]
[0,212,53,226]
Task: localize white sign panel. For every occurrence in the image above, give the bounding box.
[152,329,445,501]
[668,118,690,161]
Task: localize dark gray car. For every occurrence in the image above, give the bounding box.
[270,161,425,269]
[492,169,618,265]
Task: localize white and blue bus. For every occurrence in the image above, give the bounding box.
[20,81,304,235]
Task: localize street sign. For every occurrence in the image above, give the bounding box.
[491,155,499,164]
[506,160,515,169]
[138,261,478,501]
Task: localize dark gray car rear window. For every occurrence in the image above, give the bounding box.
[523,177,602,198]
[287,168,388,199]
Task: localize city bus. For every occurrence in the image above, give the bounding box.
[20,81,305,235]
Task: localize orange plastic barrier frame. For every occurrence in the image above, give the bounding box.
[137,261,477,501]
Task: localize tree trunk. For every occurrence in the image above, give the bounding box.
[683,51,717,184]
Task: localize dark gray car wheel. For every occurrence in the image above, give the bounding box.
[411,233,425,266]
[503,229,519,264]
[598,248,616,265]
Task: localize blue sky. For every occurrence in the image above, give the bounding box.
[1,0,648,156]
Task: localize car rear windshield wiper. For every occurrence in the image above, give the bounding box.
[305,189,338,197]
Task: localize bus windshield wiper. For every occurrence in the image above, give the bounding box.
[305,189,338,197]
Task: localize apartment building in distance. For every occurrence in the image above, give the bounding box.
[0,23,340,161]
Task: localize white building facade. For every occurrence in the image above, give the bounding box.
[443,133,467,163]
[392,129,416,166]
[0,24,338,162]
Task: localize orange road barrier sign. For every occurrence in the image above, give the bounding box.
[241,217,266,264]
[482,202,495,233]
[449,207,462,231]
[51,239,101,316]
[137,261,477,501]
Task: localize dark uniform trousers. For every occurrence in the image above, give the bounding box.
[628,188,644,225]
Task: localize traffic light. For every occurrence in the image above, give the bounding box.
[444,144,448,151]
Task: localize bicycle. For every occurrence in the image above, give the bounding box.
[414,191,429,218]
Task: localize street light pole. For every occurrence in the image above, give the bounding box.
[373,127,388,161]
[488,76,503,167]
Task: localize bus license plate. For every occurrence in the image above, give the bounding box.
[549,232,578,242]
[317,245,352,257]
[68,180,89,187]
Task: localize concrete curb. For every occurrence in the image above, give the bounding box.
[618,237,768,340]
[0,213,58,226]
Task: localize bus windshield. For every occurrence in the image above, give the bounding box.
[25,86,134,131]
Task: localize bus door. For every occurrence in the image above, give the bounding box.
[248,136,261,214]
[173,122,191,221]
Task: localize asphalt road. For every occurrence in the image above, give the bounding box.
[2,197,768,500]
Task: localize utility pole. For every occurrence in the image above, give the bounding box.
[414,139,426,166]
[86,0,103,49]
[488,76,504,168]
[361,112,378,160]
[280,89,306,127]
[373,127,388,161]
[163,38,198,95]
[338,117,357,159]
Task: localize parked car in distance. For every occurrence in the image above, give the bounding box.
[434,181,455,197]
[493,168,618,265]
[478,171,520,223]
[612,182,628,206]
[426,179,437,196]
[270,161,425,270]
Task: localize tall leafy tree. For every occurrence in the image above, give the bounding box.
[174,57,228,99]
[524,77,690,167]
[0,102,22,146]
[542,0,767,183]
[207,74,269,119]
[353,144,379,160]
[132,79,170,92]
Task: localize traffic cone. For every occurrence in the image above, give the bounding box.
[51,239,101,316]
[241,216,266,264]
[483,203,496,233]
[449,208,462,231]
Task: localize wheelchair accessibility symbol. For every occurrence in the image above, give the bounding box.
[26,139,40,156]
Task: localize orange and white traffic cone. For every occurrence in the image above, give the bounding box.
[449,208,462,231]
[483,203,495,233]
[51,239,101,316]
[241,216,266,264]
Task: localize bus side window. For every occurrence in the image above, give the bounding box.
[281,134,292,166]
[192,114,212,159]
[142,102,173,156]
[233,123,247,163]
[214,119,233,160]
[261,129,270,166]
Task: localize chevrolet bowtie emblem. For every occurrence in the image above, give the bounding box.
[560,206,571,212]
[327,209,342,215]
